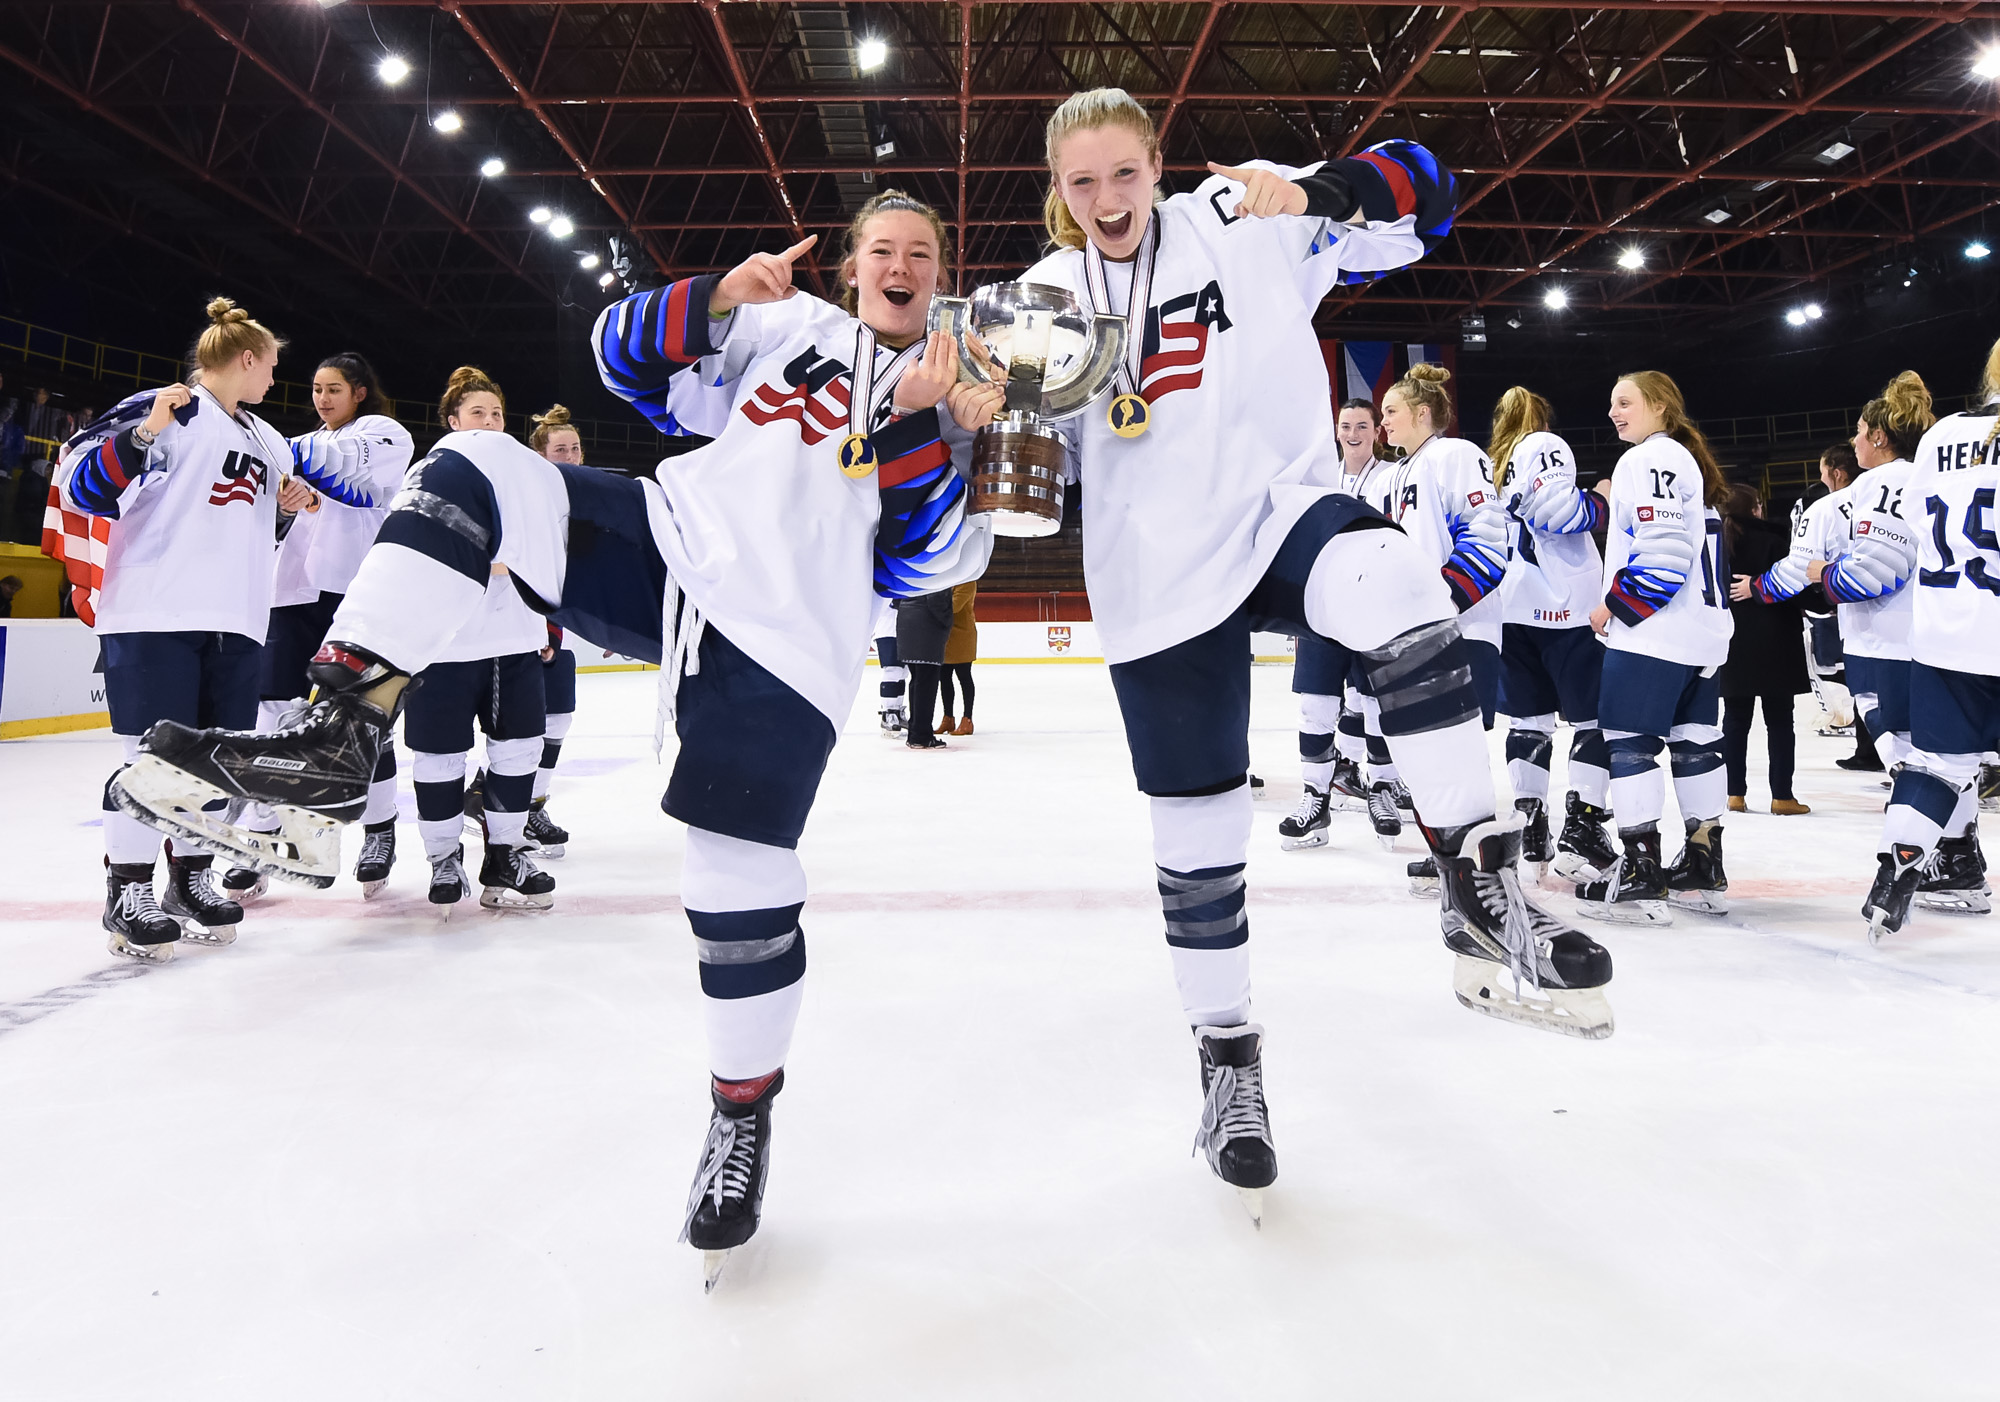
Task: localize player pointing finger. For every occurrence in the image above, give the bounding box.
[1205,162,1308,220]
[710,234,820,315]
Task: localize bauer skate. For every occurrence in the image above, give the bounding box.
[109,644,403,888]
[1516,798,1552,877]
[429,845,471,919]
[479,844,555,912]
[1576,831,1673,926]
[1328,756,1370,810]
[1193,1025,1276,1226]
[682,1070,782,1292]
[1664,820,1729,916]
[103,860,181,963]
[1406,856,1439,897]
[1864,845,1928,944]
[1550,793,1619,883]
[160,851,243,947]
[525,799,568,859]
[354,821,396,898]
[220,865,270,903]
[1279,786,1331,850]
[1435,816,1614,1040]
[1916,834,1991,915]
[1366,782,1402,850]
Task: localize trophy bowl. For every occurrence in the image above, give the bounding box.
[928,283,1126,538]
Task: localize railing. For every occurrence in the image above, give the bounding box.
[0,314,666,463]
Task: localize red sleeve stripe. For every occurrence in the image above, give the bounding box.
[100,435,134,490]
[1354,152,1417,219]
[878,437,951,489]
[658,279,695,363]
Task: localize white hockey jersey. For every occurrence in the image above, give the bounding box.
[1378,434,1508,646]
[1901,410,2000,678]
[1020,162,1425,664]
[1821,458,1916,661]
[1327,454,1393,513]
[594,279,992,725]
[1499,430,1603,630]
[1599,433,1732,667]
[58,383,285,640]
[1754,482,1856,620]
[432,569,549,665]
[272,414,414,607]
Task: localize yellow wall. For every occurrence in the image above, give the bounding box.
[0,543,61,618]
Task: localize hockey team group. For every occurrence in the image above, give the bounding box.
[44,88,1999,1287]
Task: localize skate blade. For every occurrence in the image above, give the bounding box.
[1550,853,1610,885]
[702,1249,730,1294]
[1407,878,1439,899]
[1865,908,1893,945]
[1577,898,1672,927]
[1667,890,1730,917]
[1375,832,1398,852]
[1915,891,1991,914]
[480,886,554,912]
[531,842,567,860]
[113,758,340,888]
[1279,832,1329,851]
[1236,1186,1264,1229]
[1451,955,1614,1040]
[172,920,238,947]
[106,930,178,964]
[361,878,389,900]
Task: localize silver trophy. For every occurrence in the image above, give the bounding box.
[926,282,1127,537]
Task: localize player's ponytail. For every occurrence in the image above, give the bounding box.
[194,296,283,372]
[1859,371,1934,461]
[439,365,504,429]
[528,403,577,454]
[1043,87,1163,252]
[1387,360,1453,437]
[1977,337,2000,453]
[1617,369,1727,508]
[1487,385,1551,491]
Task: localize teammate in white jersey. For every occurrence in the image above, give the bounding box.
[1279,397,1388,849]
[1488,387,1616,882]
[1020,89,1613,1216]
[1577,372,1735,924]
[1862,341,2000,939]
[60,298,301,961]
[225,352,413,903]
[520,404,587,859]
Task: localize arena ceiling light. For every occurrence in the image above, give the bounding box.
[547,215,575,239]
[1973,46,2000,80]
[579,253,601,270]
[431,110,463,135]
[598,272,617,289]
[1816,140,1855,165]
[1785,308,1808,327]
[479,157,505,179]
[1967,241,1992,260]
[528,206,552,225]
[1616,247,1645,270]
[376,55,411,86]
[1543,287,1569,310]
[856,38,888,72]
[1703,207,1733,225]
[1804,302,1823,320]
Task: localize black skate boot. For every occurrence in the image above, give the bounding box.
[220,865,269,902]
[1407,856,1439,897]
[525,798,568,858]
[462,769,488,842]
[1278,785,1331,850]
[1389,779,1414,814]
[354,820,397,899]
[110,643,406,888]
[682,1070,782,1291]
[1328,755,1369,810]
[1551,792,1619,883]
[1916,834,1992,915]
[1516,798,1552,870]
[1665,819,1729,916]
[1980,762,2000,814]
[478,843,555,911]
[428,845,471,918]
[1193,1024,1276,1225]
[103,859,181,963]
[1432,817,1615,1039]
[161,850,243,946]
[1863,843,1928,944]
[1366,781,1402,849]
[1576,829,1672,926]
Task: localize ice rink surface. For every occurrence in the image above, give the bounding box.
[3,664,1997,1401]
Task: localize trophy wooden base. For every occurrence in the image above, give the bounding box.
[969,418,1067,538]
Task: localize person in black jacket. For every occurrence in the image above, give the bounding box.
[1719,484,1811,814]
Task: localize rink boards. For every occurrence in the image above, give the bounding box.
[870,621,1299,664]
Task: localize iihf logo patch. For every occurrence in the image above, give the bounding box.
[1636,506,1655,522]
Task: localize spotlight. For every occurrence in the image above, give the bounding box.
[856,38,888,71]
[1506,314,1523,330]
[1974,46,2000,80]
[1968,241,1991,260]
[432,110,462,135]
[377,55,411,85]
[1804,302,1823,320]
[1703,207,1732,225]
[1543,287,1569,310]
[580,253,602,270]
[1815,141,1855,165]
[1785,308,1807,327]
[480,156,505,178]
[548,215,575,238]
[598,271,617,289]
[1616,247,1645,270]
[529,207,552,225]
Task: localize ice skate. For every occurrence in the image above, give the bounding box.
[682,1071,782,1292]
[478,843,555,911]
[462,769,487,840]
[1516,797,1551,877]
[428,845,471,918]
[1433,816,1614,1039]
[1366,782,1402,850]
[1576,831,1673,926]
[1863,844,1927,944]
[1980,762,2000,814]
[1916,834,1991,915]
[1550,793,1619,883]
[878,702,905,735]
[1278,785,1331,850]
[220,865,270,903]
[524,799,568,859]
[160,850,243,947]
[1406,856,1439,897]
[354,820,397,898]
[1327,755,1369,810]
[108,644,403,887]
[1249,773,1266,800]
[103,860,180,963]
[1389,779,1414,815]
[1192,1024,1275,1225]
[1665,820,1729,916]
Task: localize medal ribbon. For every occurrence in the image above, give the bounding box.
[1082,211,1160,401]
[849,324,929,436]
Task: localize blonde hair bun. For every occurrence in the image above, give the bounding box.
[205,296,250,325]
[533,404,574,430]
[1881,370,1932,424]
[1407,361,1451,386]
[193,295,281,370]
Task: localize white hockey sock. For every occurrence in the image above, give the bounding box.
[412,750,468,859]
[533,710,574,802]
[684,828,809,1081]
[1607,731,1668,833]
[1668,724,1727,824]
[1505,714,1557,805]
[1151,787,1254,1028]
[482,735,541,847]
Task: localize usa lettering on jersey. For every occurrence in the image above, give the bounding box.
[208,449,269,508]
[740,349,852,445]
[1140,281,1231,402]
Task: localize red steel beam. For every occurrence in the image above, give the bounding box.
[1158,1,1229,149]
[698,0,818,291]
[1337,3,1474,157]
[957,0,971,292]
[345,2,2000,18]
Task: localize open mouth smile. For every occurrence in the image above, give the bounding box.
[1095,211,1133,240]
[882,287,914,307]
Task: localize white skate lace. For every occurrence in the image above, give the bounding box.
[679,1110,758,1242]
[1193,1059,1270,1165]
[186,864,231,909]
[121,880,167,925]
[500,847,542,883]
[359,830,394,866]
[1469,864,1565,990]
[433,854,466,890]
[1285,788,1324,827]
[1367,788,1397,827]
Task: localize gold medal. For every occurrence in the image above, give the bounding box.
[1108,392,1151,439]
[837,432,878,478]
